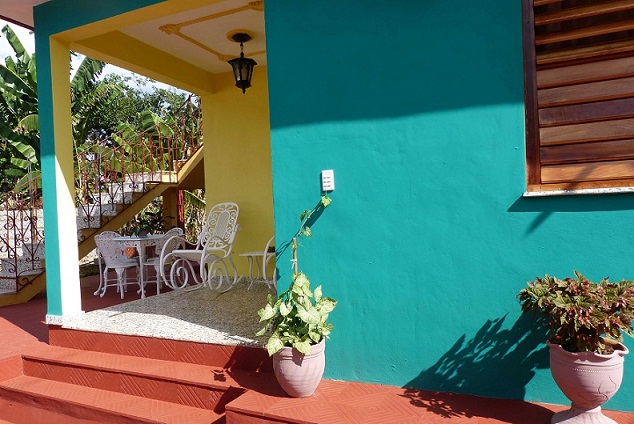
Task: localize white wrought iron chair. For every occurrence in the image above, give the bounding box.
[142,227,184,294]
[94,232,140,299]
[93,230,123,296]
[159,202,240,291]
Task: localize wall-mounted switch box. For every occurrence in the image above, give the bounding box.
[321,169,335,192]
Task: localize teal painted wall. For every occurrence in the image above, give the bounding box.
[265,0,634,411]
[35,0,162,35]
[34,0,163,316]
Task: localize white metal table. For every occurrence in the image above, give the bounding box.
[239,249,276,289]
[113,234,165,297]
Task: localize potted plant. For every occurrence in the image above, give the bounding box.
[518,271,634,424]
[122,201,172,236]
[256,195,337,397]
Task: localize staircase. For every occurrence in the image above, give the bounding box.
[0,340,277,423]
[0,124,205,307]
[6,330,614,424]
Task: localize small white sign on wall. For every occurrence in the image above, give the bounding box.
[321,169,335,192]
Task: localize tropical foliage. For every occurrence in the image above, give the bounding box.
[182,189,206,243]
[0,25,121,187]
[0,24,196,188]
[0,24,206,252]
[0,25,39,186]
[518,271,634,354]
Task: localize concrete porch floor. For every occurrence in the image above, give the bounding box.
[1,272,633,423]
[61,274,275,347]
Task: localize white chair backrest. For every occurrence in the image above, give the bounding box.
[155,227,183,254]
[197,202,239,251]
[95,232,129,267]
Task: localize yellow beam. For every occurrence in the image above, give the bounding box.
[72,31,217,94]
[54,0,226,43]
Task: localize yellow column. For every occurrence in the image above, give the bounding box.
[44,37,83,324]
[201,68,274,275]
[161,187,179,230]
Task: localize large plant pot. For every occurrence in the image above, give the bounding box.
[549,342,629,424]
[272,339,325,397]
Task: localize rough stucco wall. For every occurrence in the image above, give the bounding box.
[265,0,634,411]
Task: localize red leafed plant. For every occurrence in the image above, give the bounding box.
[518,271,634,354]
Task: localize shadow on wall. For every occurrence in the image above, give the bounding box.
[401,313,551,421]
[508,193,634,235]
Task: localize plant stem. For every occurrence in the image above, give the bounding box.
[292,237,298,274]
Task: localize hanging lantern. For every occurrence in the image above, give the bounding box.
[228,33,257,93]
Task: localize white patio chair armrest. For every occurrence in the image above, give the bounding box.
[158,235,188,267]
[201,247,226,263]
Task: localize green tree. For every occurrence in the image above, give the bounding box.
[85,73,190,139]
[0,25,120,187]
[0,25,39,186]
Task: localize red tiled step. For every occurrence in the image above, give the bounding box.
[0,375,221,423]
[18,345,276,412]
[49,327,272,372]
[0,396,134,424]
[226,379,634,424]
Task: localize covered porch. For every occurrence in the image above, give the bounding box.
[23,0,275,326]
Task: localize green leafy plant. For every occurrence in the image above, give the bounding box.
[518,271,634,354]
[256,195,337,356]
[121,199,172,236]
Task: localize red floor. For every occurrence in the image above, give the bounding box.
[1,275,633,423]
[0,273,133,357]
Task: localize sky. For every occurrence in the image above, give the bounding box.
[0,21,35,58]
[0,20,182,93]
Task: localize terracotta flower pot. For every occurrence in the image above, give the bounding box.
[273,339,325,397]
[549,342,629,424]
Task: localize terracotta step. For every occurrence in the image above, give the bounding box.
[18,345,274,412]
[49,327,273,372]
[0,396,134,424]
[0,344,281,423]
[0,375,221,423]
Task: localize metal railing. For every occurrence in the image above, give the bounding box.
[74,129,202,234]
[0,177,44,293]
[0,96,202,294]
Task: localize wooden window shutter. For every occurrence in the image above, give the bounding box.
[524,0,634,192]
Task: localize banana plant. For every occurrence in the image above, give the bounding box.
[0,25,39,183]
[0,24,117,190]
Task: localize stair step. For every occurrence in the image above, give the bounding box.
[49,327,273,372]
[0,375,221,423]
[0,396,130,424]
[20,345,267,412]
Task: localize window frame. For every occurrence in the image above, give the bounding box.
[522,0,634,194]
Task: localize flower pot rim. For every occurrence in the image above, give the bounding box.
[547,341,629,359]
[274,338,326,359]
